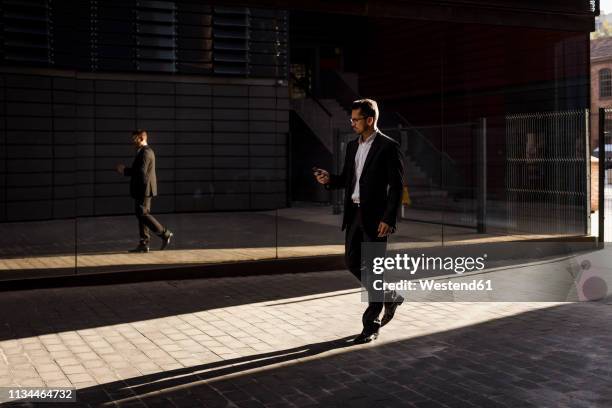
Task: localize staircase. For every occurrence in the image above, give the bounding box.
[290,95,454,207]
[289,70,468,214]
[289,98,331,153]
[320,99,352,134]
[403,153,453,209]
[290,97,352,154]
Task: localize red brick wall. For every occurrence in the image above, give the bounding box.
[590,59,612,149]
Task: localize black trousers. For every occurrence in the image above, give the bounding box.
[134,197,165,245]
[345,206,388,334]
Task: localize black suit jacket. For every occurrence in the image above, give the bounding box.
[124,145,158,199]
[327,131,404,236]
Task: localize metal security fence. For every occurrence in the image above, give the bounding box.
[506,110,589,235]
[330,113,590,237]
[333,122,485,231]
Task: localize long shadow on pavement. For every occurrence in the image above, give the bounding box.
[0,272,361,342]
[0,239,602,340]
[4,302,611,408]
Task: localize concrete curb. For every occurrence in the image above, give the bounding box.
[0,235,597,291]
[0,255,346,291]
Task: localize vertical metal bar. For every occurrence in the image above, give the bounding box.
[513,114,516,232]
[2,77,6,222]
[564,112,569,233]
[533,113,537,234]
[519,114,524,232]
[477,117,487,233]
[520,114,525,232]
[562,112,566,234]
[571,111,575,233]
[533,113,537,233]
[599,107,605,245]
[505,115,510,232]
[510,114,515,232]
[555,112,559,234]
[581,110,585,233]
[569,111,572,233]
[286,131,292,207]
[535,113,540,234]
[525,114,529,233]
[552,112,556,234]
[572,111,576,234]
[572,111,576,233]
[569,111,589,234]
[564,112,568,234]
[508,114,511,232]
[544,112,548,233]
[508,115,512,232]
[332,129,341,215]
[585,109,591,235]
[399,125,406,219]
[557,111,560,233]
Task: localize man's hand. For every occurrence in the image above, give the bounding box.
[115,164,126,175]
[377,221,391,237]
[313,167,330,185]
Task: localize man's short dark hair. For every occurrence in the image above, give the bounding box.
[352,99,379,123]
[132,129,147,139]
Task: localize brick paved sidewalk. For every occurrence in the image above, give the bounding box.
[0,206,586,280]
[0,270,611,407]
[0,207,428,279]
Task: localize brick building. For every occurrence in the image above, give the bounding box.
[590,36,612,149]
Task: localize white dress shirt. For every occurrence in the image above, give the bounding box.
[351,130,378,203]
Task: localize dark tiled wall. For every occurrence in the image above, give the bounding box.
[0,73,289,222]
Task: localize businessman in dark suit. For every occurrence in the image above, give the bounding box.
[115,130,173,253]
[314,99,405,344]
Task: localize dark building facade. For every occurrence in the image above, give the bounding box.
[286,1,595,235]
[0,1,289,221]
[0,0,599,234]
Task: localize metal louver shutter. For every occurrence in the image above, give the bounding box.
[213,6,249,76]
[135,0,176,73]
[176,2,212,74]
[93,0,136,71]
[50,0,90,69]
[249,8,287,79]
[1,0,51,66]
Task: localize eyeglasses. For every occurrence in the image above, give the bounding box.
[349,117,367,124]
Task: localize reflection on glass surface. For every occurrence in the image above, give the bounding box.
[0,72,78,280]
[0,8,597,282]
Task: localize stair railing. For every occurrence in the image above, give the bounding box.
[290,72,335,152]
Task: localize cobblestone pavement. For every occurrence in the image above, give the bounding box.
[0,270,611,407]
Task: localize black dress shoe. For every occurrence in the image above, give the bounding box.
[352,331,379,344]
[160,231,173,250]
[128,245,150,253]
[381,294,404,327]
